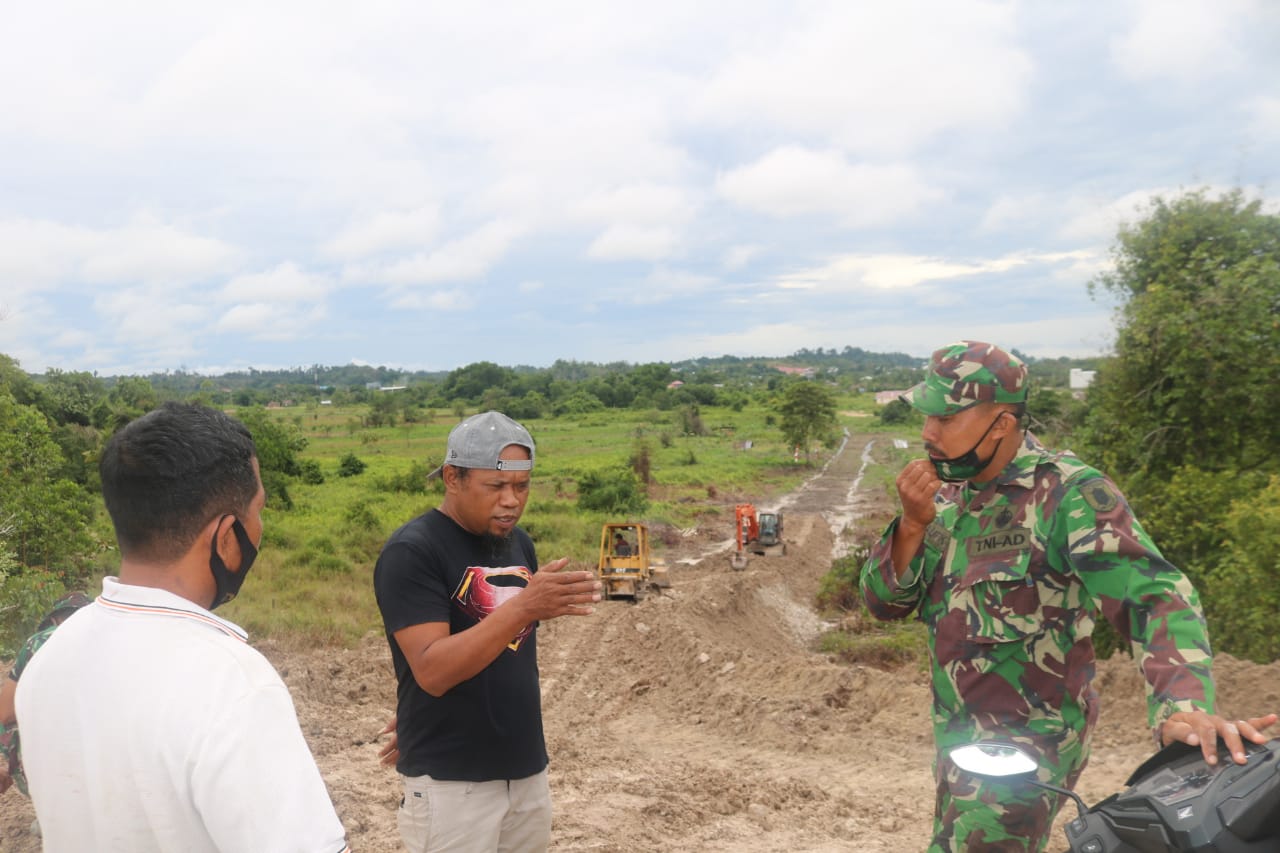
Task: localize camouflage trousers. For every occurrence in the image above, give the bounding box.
[926,728,1090,853]
[0,721,25,796]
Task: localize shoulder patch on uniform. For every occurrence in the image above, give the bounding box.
[1080,479,1119,514]
[924,520,951,552]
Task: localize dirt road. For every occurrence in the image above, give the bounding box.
[3,434,1277,851]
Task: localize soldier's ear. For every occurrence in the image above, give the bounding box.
[995,409,1021,439]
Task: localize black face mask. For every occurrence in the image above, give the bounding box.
[929,412,1010,483]
[208,516,258,610]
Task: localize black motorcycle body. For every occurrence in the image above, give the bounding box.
[950,738,1280,852]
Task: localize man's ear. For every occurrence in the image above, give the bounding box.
[209,513,235,558]
[995,408,1021,439]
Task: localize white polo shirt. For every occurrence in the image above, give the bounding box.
[15,577,349,853]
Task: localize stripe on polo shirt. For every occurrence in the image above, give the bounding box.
[96,596,248,642]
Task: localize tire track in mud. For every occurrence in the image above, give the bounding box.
[536,434,941,851]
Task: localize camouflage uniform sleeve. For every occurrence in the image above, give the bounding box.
[859,517,931,620]
[10,626,55,681]
[1054,474,1215,728]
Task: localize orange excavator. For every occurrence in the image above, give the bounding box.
[730,503,786,569]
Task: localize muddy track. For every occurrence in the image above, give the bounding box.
[3,434,1277,852]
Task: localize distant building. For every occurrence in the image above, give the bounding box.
[875,390,909,406]
[667,380,684,389]
[379,385,408,392]
[1068,369,1096,391]
[773,365,816,378]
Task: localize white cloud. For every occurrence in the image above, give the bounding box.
[0,217,240,292]
[665,322,824,362]
[1055,187,1192,243]
[576,184,696,261]
[1247,95,1280,142]
[723,244,761,271]
[389,287,473,312]
[628,267,718,305]
[325,207,442,260]
[220,262,332,304]
[92,286,209,365]
[985,186,1270,248]
[775,250,1094,293]
[210,263,333,341]
[717,147,942,226]
[3,2,1277,375]
[217,302,327,341]
[697,1,1030,154]
[1111,0,1257,81]
[587,226,680,262]
[376,220,525,286]
[979,193,1054,235]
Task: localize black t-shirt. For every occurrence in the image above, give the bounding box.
[373,509,547,781]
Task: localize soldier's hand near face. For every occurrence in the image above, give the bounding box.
[889,459,943,579]
[898,459,942,530]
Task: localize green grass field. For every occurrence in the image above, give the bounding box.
[221,400,886,645]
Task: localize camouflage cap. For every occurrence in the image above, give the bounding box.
[905,340,1027,416]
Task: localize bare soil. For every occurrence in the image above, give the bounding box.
[3,435,1277,852]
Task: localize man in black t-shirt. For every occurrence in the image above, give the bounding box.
[374,411,602,853]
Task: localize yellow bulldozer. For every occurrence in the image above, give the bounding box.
[597,522,669,600]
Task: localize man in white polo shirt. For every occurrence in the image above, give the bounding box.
[16,402,349,853]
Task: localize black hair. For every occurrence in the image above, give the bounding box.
[99,402,259,562]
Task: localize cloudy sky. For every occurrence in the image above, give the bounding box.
[2,1,1278,376]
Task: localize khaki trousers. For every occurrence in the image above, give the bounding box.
[397,769,551,853]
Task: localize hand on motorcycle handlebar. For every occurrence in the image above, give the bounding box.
[1161,710,1278,765]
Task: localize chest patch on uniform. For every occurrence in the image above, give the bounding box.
[1080,480,1119,514]
[924,520,951,552]
[965,527,1032,559]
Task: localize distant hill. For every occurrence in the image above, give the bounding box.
[41,344,1098,397]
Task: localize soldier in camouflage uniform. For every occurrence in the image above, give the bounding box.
[859,341,1277,853]
[0,592,91,798]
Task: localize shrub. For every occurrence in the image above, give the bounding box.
[816,550,867,613]
[262,469,294,510]
[630,442,652,484]
[1201,475,1280,662]
[298,458,325,485]
[375,460,431,494]
[0,558,68,657]
[338,452,367,478]
[343,500,382,532]
[878,398,913,425]
[576,467,649,515]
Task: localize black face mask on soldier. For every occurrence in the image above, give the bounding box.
[929,412,1010,483]
[208,516,259,610]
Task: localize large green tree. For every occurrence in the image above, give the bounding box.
[1082,189,1280,488]
[776,381,838,461]
[1079,189,1280,660]
[0,391,95,567]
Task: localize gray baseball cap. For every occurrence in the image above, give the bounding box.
[427,411,536,479]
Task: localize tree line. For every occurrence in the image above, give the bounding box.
[2,188,1276,662]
